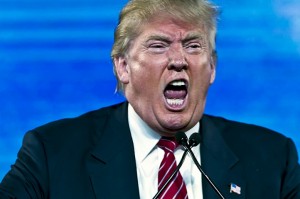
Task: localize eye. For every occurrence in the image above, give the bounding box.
[186,42,201,49]
[185,42,203,53]
[190,44,201,48]
[148,42,168,53]
[150,43,166,48]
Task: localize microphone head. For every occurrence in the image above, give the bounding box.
[189,133,201,147]
[175,132,188,147]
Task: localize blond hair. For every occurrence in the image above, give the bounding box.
[111,0,218,92]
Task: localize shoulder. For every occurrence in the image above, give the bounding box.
[202,114,288,142]
[25,102,127,148]
[201,114,293,157]
[36,102,124,130]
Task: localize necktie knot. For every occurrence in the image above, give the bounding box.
[157,137,178,152]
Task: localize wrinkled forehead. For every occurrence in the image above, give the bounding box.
[144,11,207,32]
[134,13,209,43]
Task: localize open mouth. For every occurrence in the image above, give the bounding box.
[163,79,188,109]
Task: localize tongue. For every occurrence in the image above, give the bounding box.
[164,90,187,99]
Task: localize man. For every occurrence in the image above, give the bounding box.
[1,0,300,198]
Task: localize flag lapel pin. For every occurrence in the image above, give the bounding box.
[230,183,241,195]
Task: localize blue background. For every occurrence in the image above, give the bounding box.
[0,0,299,180]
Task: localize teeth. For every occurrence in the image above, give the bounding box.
[167,99,184,106]
[170,81,185,86]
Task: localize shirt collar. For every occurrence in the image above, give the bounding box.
[128,104,200,164]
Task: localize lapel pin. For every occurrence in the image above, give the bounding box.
[230,183,241,195]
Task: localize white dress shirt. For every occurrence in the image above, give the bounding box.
[128,104,203,199]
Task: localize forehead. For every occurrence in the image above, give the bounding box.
[137,14,207,40]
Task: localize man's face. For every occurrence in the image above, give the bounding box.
[114,15,216,136]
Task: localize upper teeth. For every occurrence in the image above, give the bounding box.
[170,81,185,86]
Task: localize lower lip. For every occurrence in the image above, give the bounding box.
[164,95,188,111]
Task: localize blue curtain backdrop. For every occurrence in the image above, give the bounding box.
[0,0,299,180]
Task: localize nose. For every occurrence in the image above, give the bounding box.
[167,48,188,71]
[168,59,188,71]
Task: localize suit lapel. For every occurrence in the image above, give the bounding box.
[200,115,246,199]
[86,103,140,199]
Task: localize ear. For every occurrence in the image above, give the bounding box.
[114,56,129,84]
[209,56,216,84]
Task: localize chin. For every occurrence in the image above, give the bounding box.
[161,117,190,131]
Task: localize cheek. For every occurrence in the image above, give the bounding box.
[127,61,156,95]
[130,55,167,82]
[190,58,213,90]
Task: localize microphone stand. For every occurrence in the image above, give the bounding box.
[187,133,226,199]
[185,145,226,199]
[152,132,226,199]
[152,132,192,199]
[152,149,189,199]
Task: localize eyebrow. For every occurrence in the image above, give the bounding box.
[145,35,172,43]
[182,32,205,43]
[145,32,205,43]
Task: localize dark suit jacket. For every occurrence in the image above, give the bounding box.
[1,102,300,198]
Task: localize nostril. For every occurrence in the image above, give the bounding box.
[168,60,188,71]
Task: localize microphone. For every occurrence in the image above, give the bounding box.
[152,132,190,199]
[152,132,226,199]
[186,133,226,199]
[188,132,201,147]
[175,131,189,148]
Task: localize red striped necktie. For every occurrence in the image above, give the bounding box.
[157,137,188,199]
